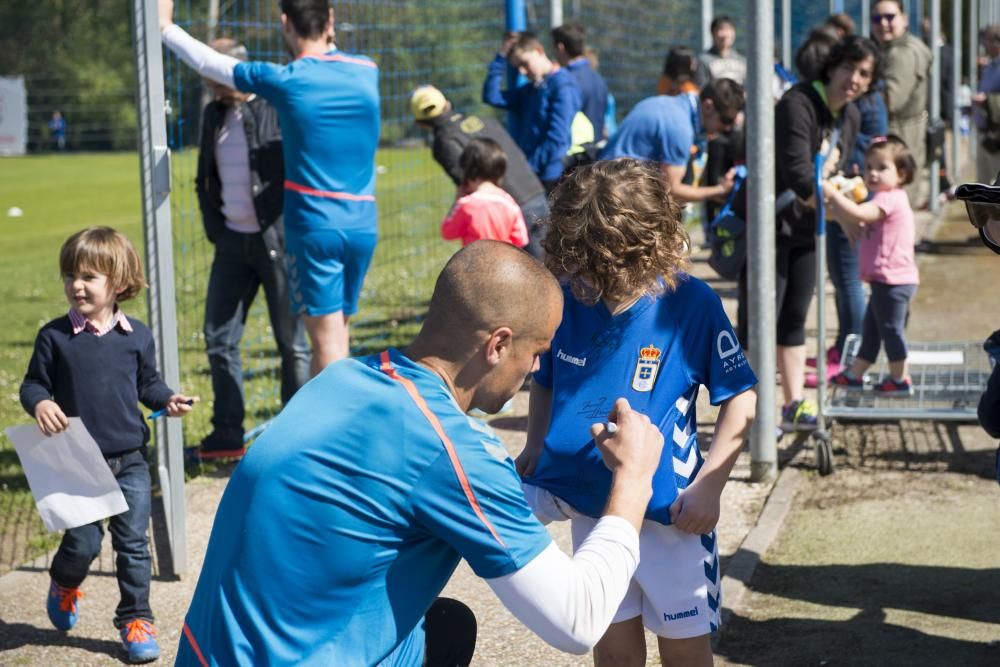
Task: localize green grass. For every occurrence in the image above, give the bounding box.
[0,148,456,572]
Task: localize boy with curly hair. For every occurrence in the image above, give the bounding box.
[517,158,757,665]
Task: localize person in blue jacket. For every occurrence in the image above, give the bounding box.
[483,32,582,192]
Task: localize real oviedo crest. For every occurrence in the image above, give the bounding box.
[632,344,662,392]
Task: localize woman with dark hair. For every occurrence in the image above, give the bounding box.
[807,47,890,387]
[769,35,879,430]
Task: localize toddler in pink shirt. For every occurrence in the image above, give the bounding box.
[441,138,529,248]
[824,135,919,396]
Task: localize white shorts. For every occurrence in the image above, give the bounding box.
[523,484,721,640]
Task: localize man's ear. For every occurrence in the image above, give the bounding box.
[484,327,514,366]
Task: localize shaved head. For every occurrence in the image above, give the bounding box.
[422,241,562,352]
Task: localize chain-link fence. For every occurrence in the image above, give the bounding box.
[162,0,855,446]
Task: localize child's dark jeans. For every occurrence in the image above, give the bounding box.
[49,447,153,628]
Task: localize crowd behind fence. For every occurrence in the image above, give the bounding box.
[157,0,877,444]
[11,0,992,448]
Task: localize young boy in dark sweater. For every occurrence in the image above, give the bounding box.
[20,226,197,663]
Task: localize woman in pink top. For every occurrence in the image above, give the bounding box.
[824,135,919,396]
[441,138,529,248]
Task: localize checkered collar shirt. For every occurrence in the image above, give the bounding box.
[68,307,133,337]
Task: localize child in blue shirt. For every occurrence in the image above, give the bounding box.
[19,226,197,664]
[518,158,757,665]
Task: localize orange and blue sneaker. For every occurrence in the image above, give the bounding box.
[120,618,160,663]
[874,376,914,397]
[47,579,82,631]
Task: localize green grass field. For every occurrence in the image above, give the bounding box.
[0,149,456,572]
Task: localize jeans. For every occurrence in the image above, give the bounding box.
[826,222,866,352]
[858,282,917,363]
[50,448,153,627]
[519,193,550,259]
[203,228,310,443]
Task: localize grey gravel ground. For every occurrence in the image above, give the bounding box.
[0,236,778,666]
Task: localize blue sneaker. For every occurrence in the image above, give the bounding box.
[47,579,82,631]
[120,619,160,663]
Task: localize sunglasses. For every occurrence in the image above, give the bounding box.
[871,13,896,24]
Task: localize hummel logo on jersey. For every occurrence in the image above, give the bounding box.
[556,349,587,367]
[663,606,699,622]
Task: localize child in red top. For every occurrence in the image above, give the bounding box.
[824,135,920,396]
[441,137,529,248]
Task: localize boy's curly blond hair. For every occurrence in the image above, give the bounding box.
[543,158,690,305]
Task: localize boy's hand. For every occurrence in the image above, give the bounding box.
[34,400,69,436]
[668,479,721,535]
[158,0,174,31]
[499,31,520,57]
[515,445,542,477]
[165,394,199,417]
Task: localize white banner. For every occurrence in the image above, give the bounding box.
[0,76,27,156]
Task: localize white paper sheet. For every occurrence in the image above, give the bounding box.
[5,418,128,532]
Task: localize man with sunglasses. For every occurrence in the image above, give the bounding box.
[601,78,743,204]
[871,0,931,208]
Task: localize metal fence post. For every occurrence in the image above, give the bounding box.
[131,0,186,576]
[952,0,962,181]
[703,0,714,52]
[782,0,791,73]
[748,0,777,482]
[970,0,979,171]
[930,0,941,214]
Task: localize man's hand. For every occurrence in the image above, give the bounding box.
[668,479,721,535]
[165,393,199,417]
[158,0,175,31]
[593,399,663,533]
[590,398,663,480]
[34,400,69,436]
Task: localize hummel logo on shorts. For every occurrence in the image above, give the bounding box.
[663,606,699,622]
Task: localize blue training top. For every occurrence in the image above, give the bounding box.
[600,94,694,168]
[177,349,551,667]
[524,276,758,525]
[234,52,380,233]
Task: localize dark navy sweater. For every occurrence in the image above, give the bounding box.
[20,315,175,455]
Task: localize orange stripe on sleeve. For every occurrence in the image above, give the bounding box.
[379,351,507,549]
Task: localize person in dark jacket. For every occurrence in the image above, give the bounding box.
[551,23,608,140]
[411,85,549,258]
[769,36,876,430]
[193,38,309,459]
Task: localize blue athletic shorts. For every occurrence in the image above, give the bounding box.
[285,227,378,317]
